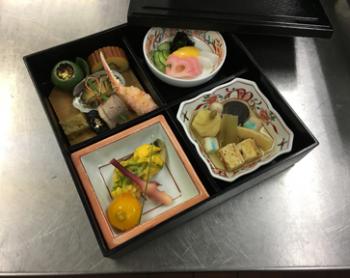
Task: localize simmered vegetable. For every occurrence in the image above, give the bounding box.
[191,109,221,137]
[217,114,239,147]
[51,60,84,91]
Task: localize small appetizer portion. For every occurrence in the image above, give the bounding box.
[51,60,85,91]
[237,138,262,163]
[189,99,275,174]
[88,46,129,73]
[107,192,142,231]
[218,143,245,171]
[237,126,274,152]
[100,52,158,115]
[59,113,90,140]
[80,74,115,107]
[49,45,158,145]
[110,140,170,203]
[85,110,109,133]
[72,69,132,129]
[97,95,131,128]
[151,32,219,80]
[191,109,221,137]
[108,139,172,232]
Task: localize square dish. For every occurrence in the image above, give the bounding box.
[177,78,294,182]
[71,115,209,249]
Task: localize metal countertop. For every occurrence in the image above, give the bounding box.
[1,0,349,273]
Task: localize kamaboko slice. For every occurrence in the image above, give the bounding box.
[165,55,202,79]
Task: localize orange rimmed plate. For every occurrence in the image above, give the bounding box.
[71,115,209,249]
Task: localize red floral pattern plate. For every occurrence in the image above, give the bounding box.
[177,78,294,182]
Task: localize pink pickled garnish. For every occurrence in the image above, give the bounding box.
[166,55,202,79]
[110,159,172,205]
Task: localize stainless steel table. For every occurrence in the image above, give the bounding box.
[1,0,349,273]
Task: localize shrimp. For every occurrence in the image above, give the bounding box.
[99,52,158,115]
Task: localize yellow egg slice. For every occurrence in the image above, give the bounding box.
[172,46,200,58]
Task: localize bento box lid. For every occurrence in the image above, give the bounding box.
[127,0,333,38]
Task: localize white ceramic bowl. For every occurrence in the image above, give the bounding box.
[143,27,227,88]
[177,78,294,182]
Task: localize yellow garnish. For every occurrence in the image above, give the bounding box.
[111,143,165,198]
[172,46,199,58]
[107,192,142,231]
[133,144,160,161]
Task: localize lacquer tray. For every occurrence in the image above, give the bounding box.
[23,24,318,256]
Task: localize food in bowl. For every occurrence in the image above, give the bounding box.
[151,32,219,79]
[143,28,226,87]
[51,59,85,91]
[189,103,274,173]
[177,78,294,182]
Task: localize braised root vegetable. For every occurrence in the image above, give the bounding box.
[191,109,221,137]
[217,114,239,147]
[237,126,274,152]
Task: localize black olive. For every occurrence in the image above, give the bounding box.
[223,101,250,125]
[85,110,109,133]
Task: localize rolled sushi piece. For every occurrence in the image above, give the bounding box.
[97,94,130,128]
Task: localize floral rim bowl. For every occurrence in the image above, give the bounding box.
[176,78,294,182]
[143,27,226,88]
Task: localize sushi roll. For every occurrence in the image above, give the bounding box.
[97,94,130,128]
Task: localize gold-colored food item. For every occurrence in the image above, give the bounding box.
[81,75,113,106]
[49,88,96,145]
[237,126,274,152]
[237,138,261,163]
[217,114,239,147]
[88,46,129,73]
[56,63,74,80]
[59,113,89,139]
[107,192,142,231]
[112,143,165,198]
[219,143,245,171]
[191,109,221,137]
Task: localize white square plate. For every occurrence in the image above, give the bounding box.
[72,115,209,249]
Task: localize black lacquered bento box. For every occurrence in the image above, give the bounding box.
[23,0,331,256]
